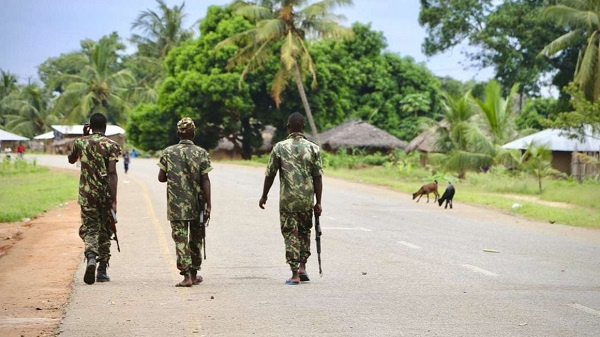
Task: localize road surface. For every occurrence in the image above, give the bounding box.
[31,154,600,336]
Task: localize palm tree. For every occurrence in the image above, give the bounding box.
[434,91,494,178]
[131,0,195,59]
[523,143,557,193]
[55,38,135,124]
[0,70,18,127]
[4,84,60,138]
[472,80,520,146]
[540,0,600,100]
[219,0,354,138]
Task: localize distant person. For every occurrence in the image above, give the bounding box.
[123,151,130,174]
[259,112,323,285]
[4,147,11,159]
[68,113,121,285]
[158,117,212,287]
[16,143,25,158]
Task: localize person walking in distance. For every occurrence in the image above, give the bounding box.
[123,150,130,174]
[68,113,121,285]
[158,118,212,287]
[259,112,323,285]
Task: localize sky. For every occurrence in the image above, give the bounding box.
[0,0,493,84]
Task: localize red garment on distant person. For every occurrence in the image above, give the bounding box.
[17,144,25,154]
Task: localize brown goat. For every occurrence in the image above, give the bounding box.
[412,180,439,203]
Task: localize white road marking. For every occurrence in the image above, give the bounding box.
[461,264,498,277]
[322,227,372,232]
[397,241,422,249]
[569,303,600,317]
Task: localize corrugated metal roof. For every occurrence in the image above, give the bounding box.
[33,131,54,140]
[51,125,125,137]
[502,128,600,152]
[0,129,29,141]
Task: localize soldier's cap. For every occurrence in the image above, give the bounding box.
[177,117,195,133]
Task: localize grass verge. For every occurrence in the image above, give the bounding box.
[223,159,600,228]
[0,160,78,223]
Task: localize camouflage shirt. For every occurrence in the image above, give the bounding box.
[72,133,121,208]
[158,139,213,221]
[266,132,323,212]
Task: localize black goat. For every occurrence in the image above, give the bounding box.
[437,183,455,209]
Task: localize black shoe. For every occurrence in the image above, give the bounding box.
[96,262,110,282]
[84,256,96,285]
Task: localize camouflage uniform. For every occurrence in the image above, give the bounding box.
[158,119,212,275]
[72,133,121,264]
[265,132,323,271]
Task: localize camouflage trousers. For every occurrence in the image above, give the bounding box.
[170,220,203,275]
[280,211,313,271]
[79,206,111,263]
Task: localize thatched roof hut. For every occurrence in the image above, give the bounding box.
[405,127,439,154]
[317,120,407,152]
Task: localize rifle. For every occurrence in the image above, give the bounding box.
[315,214,322,276]
[108,208,121,252]
[198,199,209,259]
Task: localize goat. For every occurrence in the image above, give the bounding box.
[412,180,439,203]
[438,183,455,209]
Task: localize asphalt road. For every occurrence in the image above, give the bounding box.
[32,154,600,336]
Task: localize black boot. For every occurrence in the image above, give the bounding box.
[96,261,110,282]
[84,254,96,285]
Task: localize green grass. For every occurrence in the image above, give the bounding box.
[222,156,600,228]
[0,159,78,222]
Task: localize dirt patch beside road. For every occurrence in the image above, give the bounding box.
[0,201,81,337]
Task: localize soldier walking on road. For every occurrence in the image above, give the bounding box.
[158,117,212,287]
[259,112,323,285]
[68,113,121,285]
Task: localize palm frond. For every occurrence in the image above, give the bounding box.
[234,3,275,21]
[281,31,302,71]
[271,67,290,107]
[574,31,599,86]
[544,5,599,29]
[539,29,583,56]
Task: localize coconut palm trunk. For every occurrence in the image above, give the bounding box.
[293,62,319,142]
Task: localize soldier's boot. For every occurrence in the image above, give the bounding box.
[96,262,110,282]
[84,254,96,285]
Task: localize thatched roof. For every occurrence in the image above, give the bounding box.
[406,127,439,154]
[317,120,407,151]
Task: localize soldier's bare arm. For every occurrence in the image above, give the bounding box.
[108,160,118,212]
[201,173,211,216]
[259,175,276,209]
[158,169,167,182]
[313,175,323,216]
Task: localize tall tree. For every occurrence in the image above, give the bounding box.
[220,0,354,138]
[54,34,135,124]
[0,69,18,127]
[419,0,576,96]
[129,5,271,155]
[3,84,60,138]
[540,0,600,101]
[131,0,195,59]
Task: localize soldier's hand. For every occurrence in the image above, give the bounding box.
[314,203,322,216]
[259,196,267,209]
[204,205,211,224]
[83,123,91,136]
